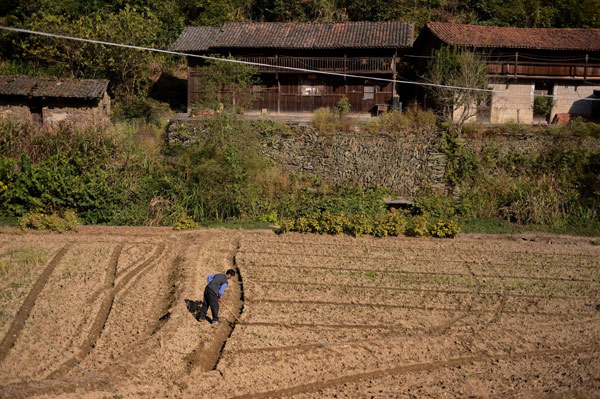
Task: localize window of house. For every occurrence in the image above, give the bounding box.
[363,86,375,100]
[301,83,321,96]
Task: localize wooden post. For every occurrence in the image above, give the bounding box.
[392,48,397,103]
[187,64,192,115]
[344,51,348,97]
[276,53,280,113]
[514,52,518,80]
[585,54,589,81]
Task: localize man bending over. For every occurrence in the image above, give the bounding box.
[198,269,236,324]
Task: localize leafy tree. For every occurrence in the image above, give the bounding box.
[192,56,258,112]
[179,0,250,25]
[425,46,489,133]
[17,6,167,95]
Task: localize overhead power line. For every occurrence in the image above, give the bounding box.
[0,25,599,102]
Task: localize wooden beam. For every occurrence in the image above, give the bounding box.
[392,48,397,101]
[344,51,348,97]
[187,64,192,115]
[276,52,280,113]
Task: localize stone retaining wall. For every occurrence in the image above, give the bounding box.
[167,119,448,196]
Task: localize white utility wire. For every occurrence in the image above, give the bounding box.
[1,25,599,101]
[0,305,122,399]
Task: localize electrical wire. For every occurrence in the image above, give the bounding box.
[0,25,599,101]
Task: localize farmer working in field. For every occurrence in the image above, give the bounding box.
[198,269,236,324]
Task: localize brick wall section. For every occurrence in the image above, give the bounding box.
[489,82,534,124]
[552,84,600,120]
[167,120,447,196]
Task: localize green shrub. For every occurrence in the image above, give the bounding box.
[430,219,461,238]
[252,119,296,137]
[19,209,79,232]
[405,214,430,237]
[336,96,351,115]
[363,108,437,135]
[310,108,354,134]
[278,210,457,238]
[173,214,200,231]
[533,95,556,117]
[384,210,407,236]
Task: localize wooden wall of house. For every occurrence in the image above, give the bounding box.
[188,71,395,113]
[250,75,393,113]
[188,52,399,114]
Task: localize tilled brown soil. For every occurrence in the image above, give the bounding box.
[0,228,599,398]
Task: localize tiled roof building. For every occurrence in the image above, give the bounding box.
[0,76,111,128]
[0,76,109,99]
[171,22,414,52]
[173,21,414,115]
[414,23,600,124]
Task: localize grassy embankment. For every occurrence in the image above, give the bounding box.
[1,111,599,236]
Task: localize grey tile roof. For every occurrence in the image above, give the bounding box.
[0,76,109,99]
[171,21,414,52]
[170,26,221,52]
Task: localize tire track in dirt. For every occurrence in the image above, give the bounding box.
[230,344,599,399]
[233,325,428,356]
[248,280,582,300]
[5,241,180,398]
[50,242,165,378]
[49,244,123,378]
[247,263,600,283]
[427,261,484,337]
[0,244,71,364]
[242,249,600,263]
[85,245,156,305]
[242,244,600,259]
[246,298,592,317]
[115,245,160,279]
[240,321,395,330]
[112,242,165,296]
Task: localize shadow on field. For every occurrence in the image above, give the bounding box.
[185,298,211,322]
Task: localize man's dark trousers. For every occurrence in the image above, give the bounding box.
[199,286,219,321]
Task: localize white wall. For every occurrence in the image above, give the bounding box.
[489,82,534,124]
[552,83,600,121]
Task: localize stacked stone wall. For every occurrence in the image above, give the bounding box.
[167,119,447,196]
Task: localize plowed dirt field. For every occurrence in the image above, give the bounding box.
[0,227,599,398]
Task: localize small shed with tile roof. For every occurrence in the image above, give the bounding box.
[0,76,111,128]
[171,21,414,115]
[413,23,600,124]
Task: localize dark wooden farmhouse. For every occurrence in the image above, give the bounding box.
[0,76,111,128]
[413,23,600,123]
[171,22,414,115]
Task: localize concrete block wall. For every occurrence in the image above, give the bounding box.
[552,84,600,121]
[489,82,534,124]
